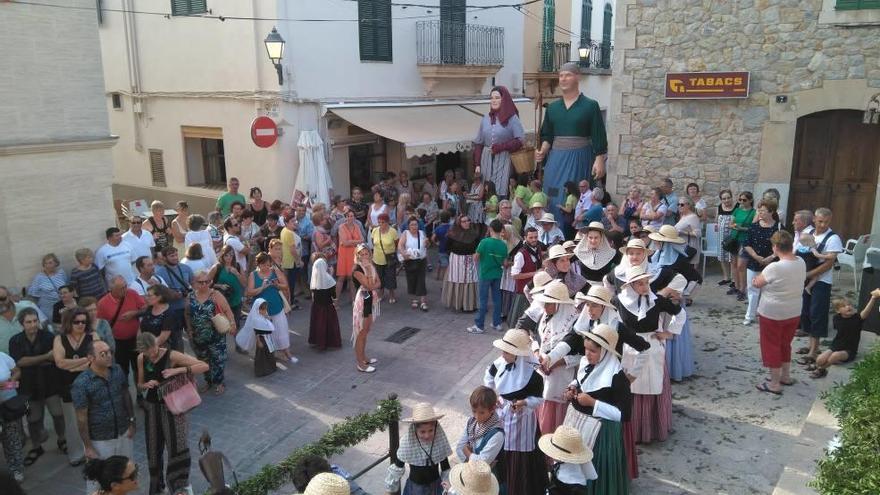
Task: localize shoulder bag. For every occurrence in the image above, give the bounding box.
[158,372,202,415]
[209,291,232,335]
[0,395,28,421]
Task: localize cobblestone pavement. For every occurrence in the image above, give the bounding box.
[14,267,870,494]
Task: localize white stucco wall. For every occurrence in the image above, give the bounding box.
[0,0,116,287]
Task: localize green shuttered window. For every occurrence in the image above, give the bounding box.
[359,0,393,62]
[171,0,207,16]
[836,0,880,10]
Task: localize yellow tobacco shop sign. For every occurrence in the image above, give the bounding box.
[665,71,750,99]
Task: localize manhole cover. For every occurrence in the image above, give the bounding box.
[385,326,421,343]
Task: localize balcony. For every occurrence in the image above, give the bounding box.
[539,41,571,73]
[415,20,505,95]
[579,39,613,72]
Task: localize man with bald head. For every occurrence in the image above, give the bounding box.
[535,62,608,223]
[95,275,145,403]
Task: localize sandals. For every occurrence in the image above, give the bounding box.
[755,382,783,395]
[810,368,828,379]
[24,447,44,466]
[796,356,816,365]
[767,377,797,386]
[717,279,732,286]
[420,303,429,312]
[804,364,818,372]
[214,384,226,396]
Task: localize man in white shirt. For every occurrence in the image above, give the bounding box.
[573,180,592,225]
[797,207,843,362]
[128,255,168,296]
[95,227,136,285]
[792,210,815,247]
[121,215,155,261]
[223,217,250,272]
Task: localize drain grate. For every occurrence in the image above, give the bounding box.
[385,326,421,343]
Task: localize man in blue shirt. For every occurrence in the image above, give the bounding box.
[577,187,605,229]
[661,178,679,225]
[155,246,193,352]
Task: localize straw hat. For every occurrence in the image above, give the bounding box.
[584,221,605,233]
[493,329,532,357]
[582,323,622,358]
[642,224,658,234]
[562,240,576,251]
[303,472,350,495]
[535,280,576,305]
[538,212,557,224]
[530,201,545,210]
[666,275,687,293]
[449,459,499,495]
[529,271,555,294]
[538,425,593,464]
[648,224,686,244]
[546,244,573,261]
[578,285,615,309]
[574,231,585,243]
[619,238,654,256]
[402,403,445,423]
[622,266,652,286]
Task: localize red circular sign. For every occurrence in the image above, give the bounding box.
[251,116,278,148]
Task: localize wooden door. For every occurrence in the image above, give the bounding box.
[788,110,880,240]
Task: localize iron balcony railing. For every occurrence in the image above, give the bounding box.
[416,21,504,66]
[539,41,571,72]
[579,39,613,70]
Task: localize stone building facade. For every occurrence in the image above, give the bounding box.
[0,1,117,288]
[608,0,880,239]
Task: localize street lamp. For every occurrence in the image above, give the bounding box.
[264,26,286,86]
[578,45,591,67]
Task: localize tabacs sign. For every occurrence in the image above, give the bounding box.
[664,71,750,99]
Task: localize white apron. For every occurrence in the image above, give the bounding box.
[538,306,580,403]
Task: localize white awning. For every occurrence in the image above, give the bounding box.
[328,99,537,158]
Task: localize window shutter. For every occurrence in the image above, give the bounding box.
[149,150,167,187]
[858,0,880,8]
[359,0,392,62]
[171,0,207,16]
[835,0,861,9]
[580,0,592,46]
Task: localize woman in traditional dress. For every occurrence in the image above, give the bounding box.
[499,223,521,319]
[234,298,278,377]
[562,323,632,495]
[443,215,485,312]
[543,245,589,297]
[574,222,619,289]
[473,86,524,200]
[309,255,341,351]
[534,281,581,435]
[483,329,548,495]
[615,266,683,444]
[466,173,487,224]
[352,244,381,373]
[246,253,296,364]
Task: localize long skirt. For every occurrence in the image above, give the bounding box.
[402,478,443,495]
[623,421,638,480]
[443,253,478,311]
[504,448,548,495]
[584,419,629,495]
[308,302,342,351]
[631,364,672,444]
[254,331,277,377]
[144,400,191,495]
[666,316,695,382]
[269,311,290,351]
[508,294,530,329]
[543,143,593,222]
[538,400,569,436]
[480,147,513,202]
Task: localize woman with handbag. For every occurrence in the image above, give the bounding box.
[136,331,207,495]
[210,245,246,326]
[398,217,429,311]
[0,349,24,482]
[370,214,399,304]
[715,189,737,289]
[52,307,93,466]
[247,253,297,364]
[730,192,756,302]
[185,271,236,396]
[741,199,780,326]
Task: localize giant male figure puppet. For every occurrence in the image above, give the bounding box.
[535,62,608,223]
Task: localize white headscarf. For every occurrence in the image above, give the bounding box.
[310,257,336,290]
[235,298,274,352]
[489,355,538,396]
[573,305,621,336]
[576,347,623,393]
[618,285,657,321]
[574,231,617,270]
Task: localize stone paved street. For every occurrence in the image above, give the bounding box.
[15,266,870,494]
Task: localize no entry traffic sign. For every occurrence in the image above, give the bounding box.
[251,116,278,148]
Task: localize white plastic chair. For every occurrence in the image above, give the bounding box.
[837,234,871,294]
[702,222,721,281]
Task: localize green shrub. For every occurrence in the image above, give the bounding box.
[810,346,880,495]
[233,396,402,495]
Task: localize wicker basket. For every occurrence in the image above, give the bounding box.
[511,148,536,174]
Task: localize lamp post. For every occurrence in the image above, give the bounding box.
[264,26,286,86]
[578,45,591,67]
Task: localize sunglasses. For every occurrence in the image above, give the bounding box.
[72,319,88,325]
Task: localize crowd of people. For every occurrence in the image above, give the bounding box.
[0,76,871,495]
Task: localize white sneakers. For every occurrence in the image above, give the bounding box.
[466,325,485,334]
